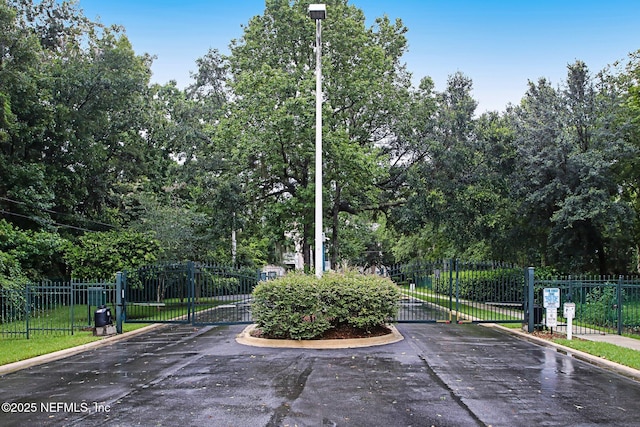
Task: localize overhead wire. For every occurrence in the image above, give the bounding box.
[0,196,117,232]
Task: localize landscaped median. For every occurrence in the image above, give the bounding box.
[248,271,400,341]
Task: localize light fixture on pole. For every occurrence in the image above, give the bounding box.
[309,4,326,277]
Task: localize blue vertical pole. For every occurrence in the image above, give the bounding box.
[25,283,30,340]
[527,267,535,333]
[70,280,75,335]
[455,260,460,319]
[116,272,123,334]
[188,261,195,324]
[448,259,453,316]
[617,275,623,336]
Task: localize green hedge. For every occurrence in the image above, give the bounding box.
[433,268,524,302]
[251,272,399,340]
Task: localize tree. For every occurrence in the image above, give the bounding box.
[1,0,162,234]
[511,61,632,273]
[0,218,67,282]
[0,0,56,228]
[220,0,412,270]
[63,230,160,279]
[610,49,640,272]
[389,72,487,260]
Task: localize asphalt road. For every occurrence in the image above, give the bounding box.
[1,323,639,426]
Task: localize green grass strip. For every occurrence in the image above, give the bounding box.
[0,323,150,366]
[553,339,640,371]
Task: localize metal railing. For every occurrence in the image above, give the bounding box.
[0,280,116,339]
[536,275,640,336]
[123,262,259,325]
[385,260,525,323]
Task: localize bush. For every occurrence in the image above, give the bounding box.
[251,272,399,340]
[578,286,618,328]
[320,272,400,330]
[433,268,524,302]
[252,273,330,339]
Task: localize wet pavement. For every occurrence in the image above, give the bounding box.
[1,323,640,426]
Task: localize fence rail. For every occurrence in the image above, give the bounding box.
[123,262,259,325]
[385,260,526,324]
[0,280,116,339]
[536,275,640,336]
[3,267,640,339]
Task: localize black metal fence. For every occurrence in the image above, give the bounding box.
[536,275,640,336]
[385,260,526,324]
[0,280,116,339]
[4,264,640,339]
[123,262,259,325]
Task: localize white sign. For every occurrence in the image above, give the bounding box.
[546,308,558,328]
[563,302,575,319]
[543,288,560,308]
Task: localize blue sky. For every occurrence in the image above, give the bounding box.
[78,0,639,113]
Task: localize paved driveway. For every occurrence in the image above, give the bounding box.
[1,323,639,426]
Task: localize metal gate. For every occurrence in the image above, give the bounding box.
[385,260,527,324]
[121,262,259,326]
[119,260,527,328]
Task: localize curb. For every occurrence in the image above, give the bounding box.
[236,324,404,349]
[488,323,640,383]
[0,323,168,376]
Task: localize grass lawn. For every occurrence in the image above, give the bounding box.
[552,338,640,371]
[0,323,150,366]
[1,296,234,366]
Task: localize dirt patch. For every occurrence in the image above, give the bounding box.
[531,330,566,340]
[530,329,587,341]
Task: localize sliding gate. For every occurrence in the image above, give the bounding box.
[122,262,258,326]
[385,260,527,324]
[121,260,526,327]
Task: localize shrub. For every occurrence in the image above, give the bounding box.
[251,273,331,339]
[320,272,399,330]
[251,272,399,340]
[578,286,618,328]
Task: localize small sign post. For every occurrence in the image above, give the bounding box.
[564,302,576,340]
[543,288,560,333]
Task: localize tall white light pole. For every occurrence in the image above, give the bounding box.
[309,4,326,277]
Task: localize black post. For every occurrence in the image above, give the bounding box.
[527,267,535,333]
[187,261,195,324]
[116,271,124,334]
[617,275,623,336]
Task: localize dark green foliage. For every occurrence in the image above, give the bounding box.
[0,219,67,284]
[433,268,524,303]
[578,286,619,328]
[251,272,399,340]
[252,273,329,339]
[2,0,640,277]
[320,272,401,330]
[63,230,160,279]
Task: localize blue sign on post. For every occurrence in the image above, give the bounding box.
[543,288,560,308]
[543,288,560,329]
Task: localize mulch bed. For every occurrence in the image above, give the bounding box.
[531,329,575,340]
